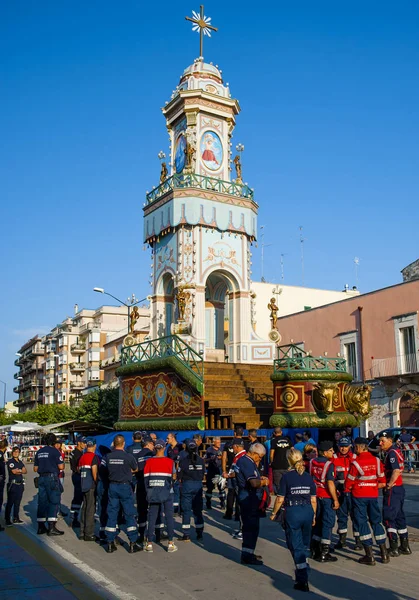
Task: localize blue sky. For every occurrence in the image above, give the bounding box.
[1,1,418,402]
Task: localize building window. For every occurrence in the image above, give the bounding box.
[400,326,417,373]
[340,331,361,381]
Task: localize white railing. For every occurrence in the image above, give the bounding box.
[370,353,418,378]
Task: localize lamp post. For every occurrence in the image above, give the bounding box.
[93,288,148,336]
[0,380,6,410]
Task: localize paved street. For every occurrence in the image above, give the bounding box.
[5,474,419,600]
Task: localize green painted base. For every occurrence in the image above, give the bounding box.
[269,412,360,429]
[271,371,353,383]
[114,416,205,431]
[116,357,204,394]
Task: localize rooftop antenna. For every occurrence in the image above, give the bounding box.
[260,225,272,283]
[299,226,305,286]
[280,253,287,282]
[354,256,360,288]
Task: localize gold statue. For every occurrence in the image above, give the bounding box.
[176,287,191,322]
[233,155,243,183]
[184,140,196,172]
[312,382,339,414]
[267,297,279,330]
[160,161,168,184]
[130,306,140,333]
[343,384,372,417]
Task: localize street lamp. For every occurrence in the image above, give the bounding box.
[93,288,149,335]
[0,380,6,409]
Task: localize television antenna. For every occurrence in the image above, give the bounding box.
[354,256,360,288]
[299,226,305,286]
[260,225,272,283]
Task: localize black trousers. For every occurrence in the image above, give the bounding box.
[80,488,96,538]
[71,473,83,516]
[5,482,24,521]
[226,485,240,519]
[0,475,5,514]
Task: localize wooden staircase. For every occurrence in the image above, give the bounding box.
[204,362,274,430]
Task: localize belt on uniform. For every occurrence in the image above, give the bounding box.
[109,481,131,485]
[9,480,23,485]
[39,473,58,477]
[285,499,311,507]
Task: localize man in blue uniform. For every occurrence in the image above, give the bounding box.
[104,434,141,554]
[166,432,182,513]
[69,436,86,528]
[0,439,8,532]
[235,442,269,565]
[126,431,143,491]
[379,432,412,556]
[34,433,65,536]
[205,437,225,510]
[5,446,27,526]
[135,435,155,545]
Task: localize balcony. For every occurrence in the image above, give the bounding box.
[29,344,44,357]
[71,343,86,354]
[31,378,43,387]
[369,353,419,379]
[70,381,84,390]
[79,321,100,334]
[70,363,85,372]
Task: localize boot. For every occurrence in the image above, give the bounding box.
[399,537,412,555]
[358,545,375,566]
[129,541,142,553]
[354,536,363,550]
[106,541,117,553]
[317,544,338,563]
[294,582,310,592]
[389,539,400,557]
[47,524,64,536]
[197,529,203,540]
[177,534,191,542]
[241,553,263,565]
[335,533,347,549]
[311,539,321,560]
[379,544,390,564]
[37,523,48,535]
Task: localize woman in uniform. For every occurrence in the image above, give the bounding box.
[270,449,317,593]
[178,439,205,542]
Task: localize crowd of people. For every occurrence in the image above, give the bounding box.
[0,426,414,593]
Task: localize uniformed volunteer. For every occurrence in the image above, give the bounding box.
[78,439,99,541]
[205,437,225,510]
[178,439,205,541]
[270,448,317,593]
[333,436,360,549]
[5,446,27,526]
[344,437,389,565]
[69,436,86,527]
[0,439,8,531]
[97,445,111,543]
[143,439,177,553]
[166,432,182,513]
[309,440,339,562]
[222,426,245,520]
[135,435,155,545]
[379,431,412,556]
[104,435,141,554]
[34,433,65,536]
[126,431,143,491]
[235,442,269,565]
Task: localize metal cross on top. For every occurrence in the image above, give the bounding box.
[185,5,218,59]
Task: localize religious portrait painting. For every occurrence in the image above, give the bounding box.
[200,131,223,171]
[175,133,187,173]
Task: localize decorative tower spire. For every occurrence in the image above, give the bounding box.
[185,5,218,58]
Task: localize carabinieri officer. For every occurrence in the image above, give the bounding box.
[104,434,141,554]
[178,439,205,541]
[271,448,317,593]
[5,446,27,526]
[34,433,65,536]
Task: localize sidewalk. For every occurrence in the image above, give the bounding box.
[0,526,103,600]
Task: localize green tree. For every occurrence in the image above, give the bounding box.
[76,389,100,424]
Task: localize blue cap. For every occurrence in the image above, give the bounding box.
[338,437,351,447]
[154,438,166,449]
[76,436,87,443]
[186,440,197,451]
[86,438,96,447]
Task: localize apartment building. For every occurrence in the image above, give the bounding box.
[13,336,45,412]
[14,304,150,412]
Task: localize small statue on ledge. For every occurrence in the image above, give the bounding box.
[233,154,243,184]
[176,286,192,322]
[130,306,140,333]
[160,161,168,184]
[184,139,196,173]
[268,297,279,330]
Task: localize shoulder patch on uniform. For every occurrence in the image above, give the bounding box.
[390,457,396,463]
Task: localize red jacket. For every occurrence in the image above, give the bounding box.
[344,451,385,498]
[309,457,335,499]
[333,451,354,487]
[384,446,404,487]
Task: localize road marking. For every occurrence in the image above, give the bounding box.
[8,524,138,600]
